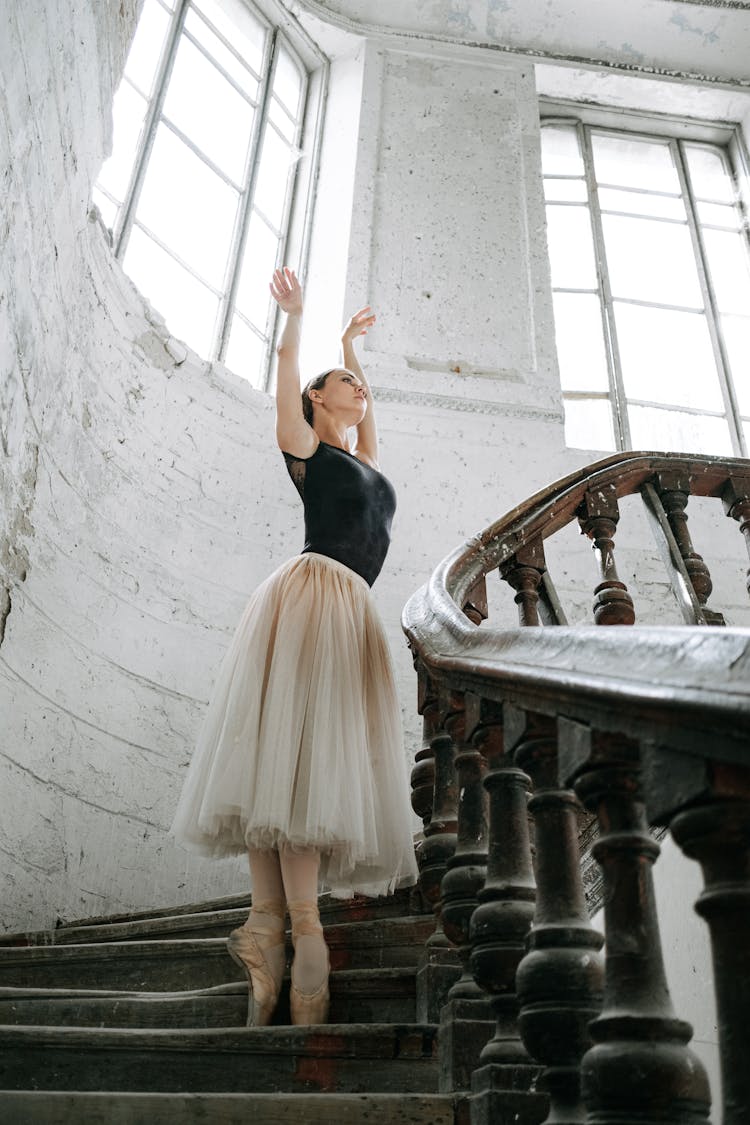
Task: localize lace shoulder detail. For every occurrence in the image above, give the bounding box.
[282,451,306,500]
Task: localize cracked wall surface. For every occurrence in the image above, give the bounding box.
[303,0,750,85]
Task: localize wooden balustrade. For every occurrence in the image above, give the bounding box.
[403,452,750,1125]
[577,482,635,625]
[513,709,604,1125]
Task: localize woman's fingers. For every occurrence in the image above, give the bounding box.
[269,267,301,304]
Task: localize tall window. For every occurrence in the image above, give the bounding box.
[541,114,750,457]
[93,0,324,387]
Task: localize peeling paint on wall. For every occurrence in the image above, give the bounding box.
[669,11,722,45]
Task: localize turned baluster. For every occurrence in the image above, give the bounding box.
[469,701,547,1125]
[577,484,635,626]
[463,575,489,627]
[413,682,461,1021]
[442,691,490,1002]
[561,727,710,1125]
[422,684,460,949]
[511,710,604,1125]
[412,665,438,833]
[501,539,546,627]
[438,692,494,1093]
[722,474,750,597]
[654,470,724,625]
[641,746,750,1125]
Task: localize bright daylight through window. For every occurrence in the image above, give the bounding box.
[93,0,318,388]
[541,119,750,458]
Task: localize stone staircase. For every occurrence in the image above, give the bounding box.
[0,888,467,1123]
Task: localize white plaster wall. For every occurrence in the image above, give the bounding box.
[304,0,750,86]
[1,3,747,1107]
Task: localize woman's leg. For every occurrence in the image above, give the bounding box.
[227,848,286,1026]
[279,843,330,1021]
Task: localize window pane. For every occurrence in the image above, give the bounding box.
[136,123,239,288]
[253,125,294,230]
[269,97,297,143]
[628,404,732,456]
[702,229,750,316]
[546,205,598,289]
[601,214,703,308]
[91,186,118,229]
[697,201,740,230]
[191,0,267,76]
[543,178,587,203]
[224,315,266,386]
[685,144,735,203]
[123,0,171,96]
[97,81,147,203]
[184,9,260,99]
[540,125,584,177]
[123,226,219,355]
[273,48,303,116]
[721,314,750,414]
[234,211,280,329]
[598,187,686,222]
[552,293,609,392]
[162,33,256,183]
[614,303,723,411]
[591,133,680,194]
[563,397,616,451]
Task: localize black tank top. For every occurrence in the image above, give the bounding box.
[283,442,396,587]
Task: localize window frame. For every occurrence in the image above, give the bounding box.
[539,99,750,457]
[97,0,329,390]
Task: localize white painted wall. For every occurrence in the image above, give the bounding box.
[305,0,750,85]
[2,0,748,1107]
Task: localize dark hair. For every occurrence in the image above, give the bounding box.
[301,369,336,425]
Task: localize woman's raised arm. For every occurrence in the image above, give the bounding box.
[343,306,379,468]
[271,267,317,458]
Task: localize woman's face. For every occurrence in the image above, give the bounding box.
[312,369,367,424]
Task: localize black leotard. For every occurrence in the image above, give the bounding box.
[283,442,396,587]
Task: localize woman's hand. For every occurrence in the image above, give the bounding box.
[270,267,303,317]
[342,306,376,344]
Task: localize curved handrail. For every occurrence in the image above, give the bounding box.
[403,451,750,757]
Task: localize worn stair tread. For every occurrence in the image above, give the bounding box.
[41,885,420,934]
[0,917,434,993]
[0,915,431,957]
[0,968,416,1028]
[0,966,414,1001]
[1,891,422,948]
[0,1021,437,1051]
[0,1023,439,1094]
[0,1090,460,1125]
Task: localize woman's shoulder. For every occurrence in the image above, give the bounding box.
[280,436,321,463]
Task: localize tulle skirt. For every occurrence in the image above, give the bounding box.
[171,552,418,897]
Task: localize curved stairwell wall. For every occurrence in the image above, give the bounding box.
[2,0,749,944]
[0,0,302,930]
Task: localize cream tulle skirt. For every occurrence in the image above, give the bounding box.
[171,553,418,898]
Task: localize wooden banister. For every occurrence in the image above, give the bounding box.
[404,451,750,1125]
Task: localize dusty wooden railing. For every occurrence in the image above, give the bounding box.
[402,452,750,1125]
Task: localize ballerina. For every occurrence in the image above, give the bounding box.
[171,267,418,1025]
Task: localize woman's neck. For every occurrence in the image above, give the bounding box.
[313,418,351,452]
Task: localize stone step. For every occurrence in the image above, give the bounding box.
[0,967,416,1027]
[1,888,424,948]
[0,917,433,992]
[0,891,422,945]
[0,1090,463,1125]
[0,1023,439,1095]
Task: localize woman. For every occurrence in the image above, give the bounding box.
[171,266,418,1028]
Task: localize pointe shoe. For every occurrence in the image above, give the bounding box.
[288,898,330,1026]
[226,900,286,1027]
[290,976,330,1025]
